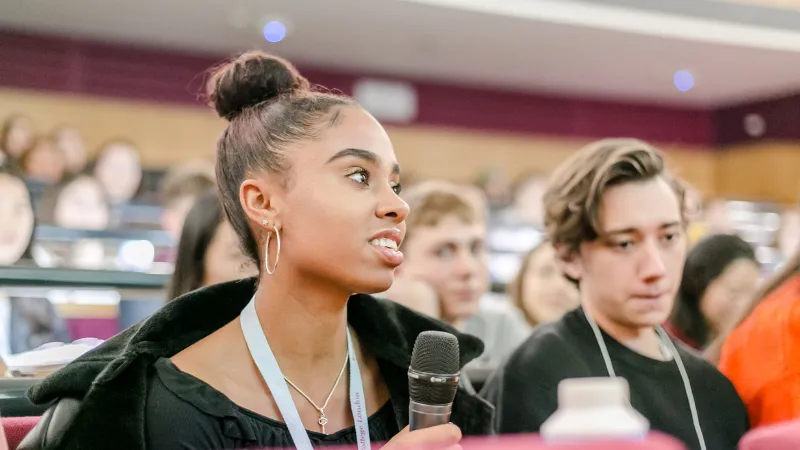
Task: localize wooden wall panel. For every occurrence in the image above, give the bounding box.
[0,88,720,198]
[0,88,224,166]
[388,126,718,194]
[716,143,800,204]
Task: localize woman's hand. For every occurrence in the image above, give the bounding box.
[381,424,462,450]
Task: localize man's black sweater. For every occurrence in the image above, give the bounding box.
[480,308,749,450]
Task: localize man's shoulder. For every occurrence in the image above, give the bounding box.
[674,341,745,400]
[502,319,580,372]
[676,342,734,380]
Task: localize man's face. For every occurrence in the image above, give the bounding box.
[400,215,489,324]
[563,177,687,330]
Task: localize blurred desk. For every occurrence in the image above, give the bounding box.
[0,266,168,340]
[0,266,167,289]
[0,378,50,417]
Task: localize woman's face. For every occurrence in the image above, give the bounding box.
[203,221,257,286]
[778,207,800,258]
[94,142,142,202]
[55,128,88,174]
[521,244,581,325]
[700,258,760,334]
[0,174,35,265]
[24,140,65,185]
[514,176,547,226]
[54,177,110,230]
[244,106,409,294]
[3,116,34,158]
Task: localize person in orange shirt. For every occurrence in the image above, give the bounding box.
[712,250,800,428]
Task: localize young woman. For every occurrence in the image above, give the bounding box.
[0,114,35,163]
[0,171,35,267]
[709,248,800,428]
[667,234,760,350]
[166,189,256,300]
[92,139,142,204]
[37,175,110,230]
[0,170,71,356]
[51,126,89,175]
[508,241,581,328]
[18,137,66,186]
[19,52,491,450]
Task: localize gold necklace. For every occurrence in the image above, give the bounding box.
[283,349,349,434]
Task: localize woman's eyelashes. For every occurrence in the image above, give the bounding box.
[346,168,402,194]
[347,168,370,186]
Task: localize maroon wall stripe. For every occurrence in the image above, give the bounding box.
[0,28,714,146]
[715,93,800,145]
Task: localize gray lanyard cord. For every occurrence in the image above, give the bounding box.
[584,310,707,450]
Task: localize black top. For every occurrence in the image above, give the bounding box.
[480,307,749,450]
[20,278,495,450]
[146,359,399,448]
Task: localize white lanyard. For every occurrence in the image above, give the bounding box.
[240,296,371,450]
[584,309,707,450]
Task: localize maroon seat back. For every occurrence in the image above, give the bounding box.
[2,417,40,450]
[739,419,800,450]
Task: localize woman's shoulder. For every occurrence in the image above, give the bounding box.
[721,279,800,366]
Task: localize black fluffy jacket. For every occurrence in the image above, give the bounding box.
[20,278,494,449]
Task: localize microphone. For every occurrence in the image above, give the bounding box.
[408,330,461,431]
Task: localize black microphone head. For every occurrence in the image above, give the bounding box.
[409,331,460,405]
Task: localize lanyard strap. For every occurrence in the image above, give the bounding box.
[240,296,371,450]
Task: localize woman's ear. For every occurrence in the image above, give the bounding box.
[240,178,281,229]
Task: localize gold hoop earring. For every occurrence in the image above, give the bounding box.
[263,220,281,275]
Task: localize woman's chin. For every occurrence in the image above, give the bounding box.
[351,274,395,296]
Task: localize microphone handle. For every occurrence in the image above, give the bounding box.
[409,400,452,431]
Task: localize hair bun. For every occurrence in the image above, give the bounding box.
[207,51,310,120]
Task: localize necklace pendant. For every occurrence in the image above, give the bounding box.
[318,411,328,434]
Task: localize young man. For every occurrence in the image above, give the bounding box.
[395,181,530,369]
[480,139,749,450]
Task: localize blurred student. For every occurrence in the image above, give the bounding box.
[714,248,800,428]
[159,161,216,241]
[508,241,580,327]
[92,139,142,204]
[481,139,748,450]
[37,175,110,231]
[51,126,88,175]
[0,170,70,356]
[0,114,35,163]
[0,171,36,267]
[666,234,759,350]
[398,181,530,368]
[379,278,440,319]
[166,189,256,301]
[19,137,66,186]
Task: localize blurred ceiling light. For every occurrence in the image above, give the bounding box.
[744,113,767,137]
[263,21,287,43]
[673,70,694,92]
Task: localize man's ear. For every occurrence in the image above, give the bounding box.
[555,243,582,283]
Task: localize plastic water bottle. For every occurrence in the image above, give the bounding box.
[541,377,649,443]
